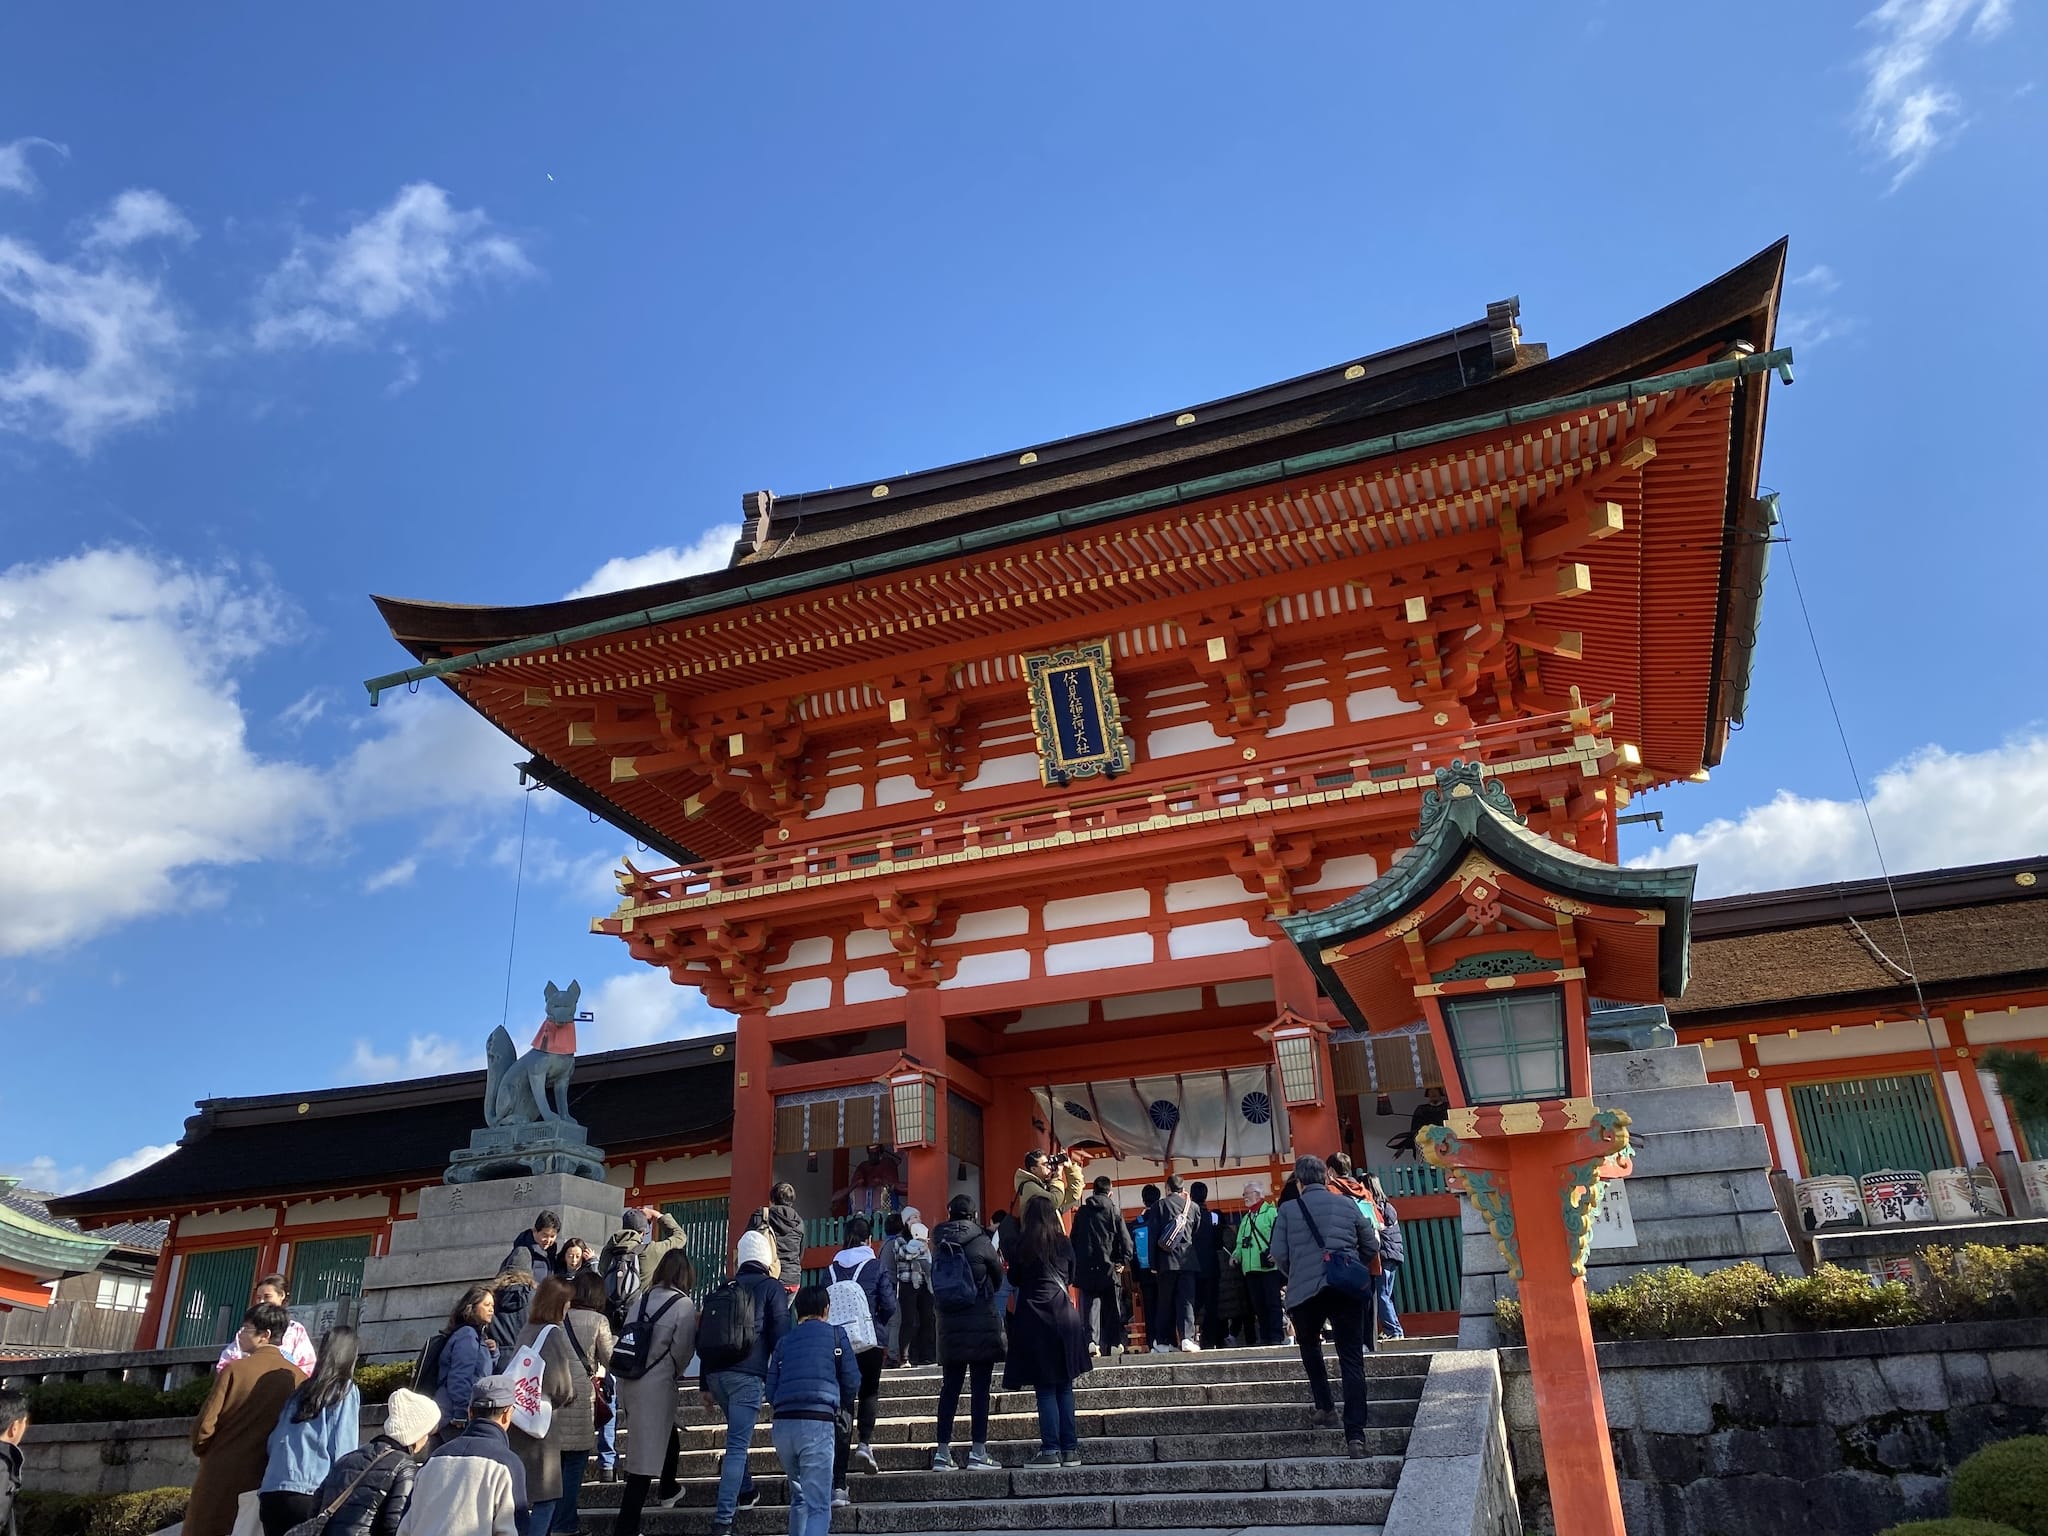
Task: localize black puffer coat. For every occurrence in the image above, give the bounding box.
[931,1219,1006,1366]
[310,1436,417,1536]
[747,1201,806,1278]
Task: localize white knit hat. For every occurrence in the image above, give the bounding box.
[384,1387,442,1446]
[909,1222,928,1241]
[736,1228,778,1273]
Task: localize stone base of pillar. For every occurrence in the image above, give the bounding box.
[356,1171,623,1361]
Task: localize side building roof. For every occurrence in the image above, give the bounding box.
[1671,857,2048,1025]
[48,1034,736,1225]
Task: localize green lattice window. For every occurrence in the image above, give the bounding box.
[1443,988,1566,1104]
[659,1196,731,1300]
[1790,1073,1953,1178]
[172,1245,258,1350]
[289,1235,372,1304]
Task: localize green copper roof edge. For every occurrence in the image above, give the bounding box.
[0,1207,114,1276]
[363,348,1792,703]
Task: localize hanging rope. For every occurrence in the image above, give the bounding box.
[1774,498,1979,1202]
[500,788,533,1031]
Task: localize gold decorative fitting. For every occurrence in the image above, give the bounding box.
[777,828,790,841]
[1019,451,1038,465]
[1433,712,1450,726]
[1343,364,1366,381]
[2019,871,2039,887]
[1242,747,1257,760]
[1175,412,1196,426]
[871,484,889,498]
[297,1103,310,1115]
[713,1042,727,1057]
[1746,1067,1760,1078]
[932,801,946,813]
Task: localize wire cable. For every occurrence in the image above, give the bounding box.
[500,787,532,1031]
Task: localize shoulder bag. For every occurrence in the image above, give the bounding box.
[1294,1194,1376,1301]
[281,1446,402,1536]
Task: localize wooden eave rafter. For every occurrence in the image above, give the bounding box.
[435,383,1737,859]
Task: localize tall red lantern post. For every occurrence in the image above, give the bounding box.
[1281,760,1697,1536]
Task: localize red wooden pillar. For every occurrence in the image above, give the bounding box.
[728,1013,775,1253]
[905,987,952,1226]
[134,1213,180,1351]
[1504,1145,1627,1536]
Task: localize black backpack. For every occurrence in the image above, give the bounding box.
[696,1277,759,1372]
[610,1291,684,1381]
[412,1329,449,1395]
[931,1236,985,1313]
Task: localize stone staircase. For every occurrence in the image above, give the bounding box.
[577,1342,1438,1534]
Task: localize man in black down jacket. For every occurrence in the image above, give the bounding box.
[928,1195,1006,1470]
[746,1183,806,1290]
[0,1388,27,1536]
[1071,1177,1134,1355]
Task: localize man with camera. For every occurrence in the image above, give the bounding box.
[1012,1149,1085,1226]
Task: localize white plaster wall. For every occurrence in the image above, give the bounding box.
[940,907,1029,943]
[285,1195,389,1227]
[1266,698,1334,738]
[1007,1002,1090,1034]
[181,1208,274,1238]
[1298,854,1380,893]
[1700,1040,1744,1073]
[1215,978,1275,1008]
[1167,918,1263,960]
[1754,1023,1939,1066]
[1165,876,1249,913]
[814,783,865,816]
[1146,720,1230,758]
[1943,1071,1985,1164]
[1347,686,1419,721]
[1102,988,1205,1020]
[770,936,834,971]
[940,950,1032,990]
[845,968,908,1004]
[641,1151,731,1186]
[1983,1072,2020,1155]
[960,754,1040,792]
[397,1191,421,1217]
[768,977,832,1015]
[1045,933,1153,976]
[1765,1088,1800,1175]
[875,774,930,806]
[845,928,896,961]
[1963,1005,2048,1045]
[1044,889,1149,930]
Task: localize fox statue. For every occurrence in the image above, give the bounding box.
[483,979,581,1127]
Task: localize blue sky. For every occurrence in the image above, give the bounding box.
[2,4,2043,1193]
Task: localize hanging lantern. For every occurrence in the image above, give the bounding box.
[1257,1010,1331,1108]
[880,1065,939,1149]
[1376,1093,1395,1117]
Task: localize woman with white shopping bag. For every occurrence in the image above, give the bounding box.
[507,1277,588,1535]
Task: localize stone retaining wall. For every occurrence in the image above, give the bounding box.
[22,1406,382,1497]
[1385,1349,1520,1536]
[1500,1319,2048,1536]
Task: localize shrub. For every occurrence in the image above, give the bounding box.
[1877,1522,2027,1536]
[1951,1436,2048,1536]
[18,1489,189,1536]
[162,1375,212,1416]
[1493,1297,1524,1342]
[354,1360,416,1404]
[1777,1264,1921,1330]
[24,1381,181,1426]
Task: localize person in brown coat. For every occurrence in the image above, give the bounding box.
[187,1303,306,1536]
[508,1277,589,1535]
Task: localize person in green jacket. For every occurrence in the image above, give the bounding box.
[1232,1183,1284,1346]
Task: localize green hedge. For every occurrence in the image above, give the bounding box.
[1877,1522,2026,1536]
[27,1360,416,1425]
[1952,1436,2048,1536]
[19,1487,188,1536]
[1493,1246,2047,1343]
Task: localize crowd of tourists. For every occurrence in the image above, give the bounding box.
[10,1155,1405,1536]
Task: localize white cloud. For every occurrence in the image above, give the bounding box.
[1778,309,1860,352]
[1634,734,2048,897]
[363,856,419,893]
[565,524,740,599]
[579,967,730,1054]
[342,1033,481,1085]
[0,548,327,956]
[254,182,533,351]
[3,1141,177,1197]
[83,190,198,251]
[332,691,529,821]
[1790,264,1841,294]
[0,137,65,197]
[1856,0,2012,189]
[0,222,188,452]
[279,689,328,733]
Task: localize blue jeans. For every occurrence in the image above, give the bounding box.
[1033,1383,1077,1453]
[551,1450,589,1531]
[596,1376,617,1469]
[771,1416,836,1536]
[521,1500,556,1536]
[707,1370,765,1524]
[1377,1261,1404,1337]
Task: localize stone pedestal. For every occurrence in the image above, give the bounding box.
[1457,1044,1798,1347]
[447,1123,607,1184]
[355,1172,623,1361]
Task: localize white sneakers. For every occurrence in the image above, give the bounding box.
[1179,1340,1203,1353]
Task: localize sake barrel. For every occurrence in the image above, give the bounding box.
[1860,1168,1935,1225]
[1795,1175,1864,1231]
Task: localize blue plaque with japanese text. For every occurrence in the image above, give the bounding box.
[1023,639,1135,787]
